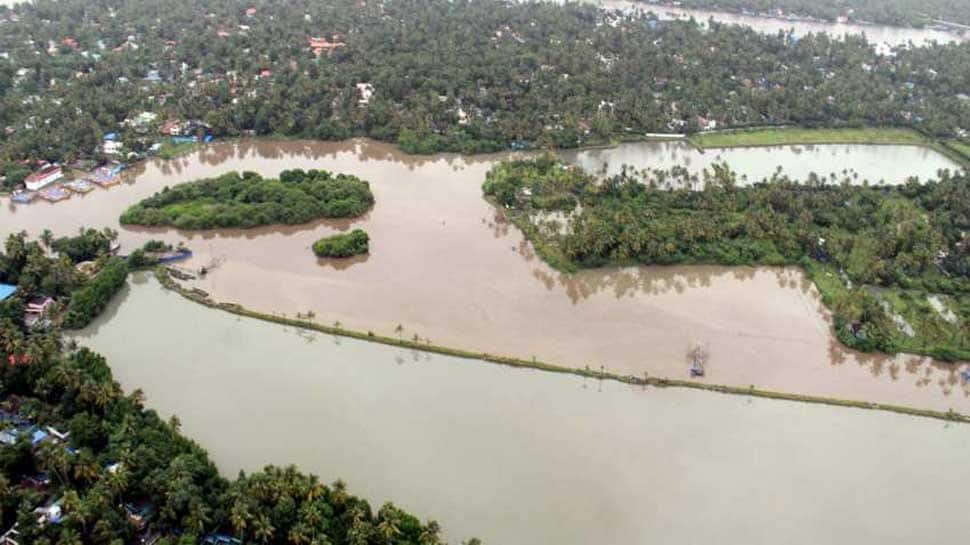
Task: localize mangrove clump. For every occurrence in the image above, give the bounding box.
[313,229,370,258]
[120,169,374,229]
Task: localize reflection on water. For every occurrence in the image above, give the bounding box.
[72,277,970,545]
[2,138,967,412]
[564,141,963,184]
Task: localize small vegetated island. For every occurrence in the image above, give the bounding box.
[120,169,374,229]
[313,229,370,258]
[484,155,969,361]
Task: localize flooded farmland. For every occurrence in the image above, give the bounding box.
[73,277,970,545]
[3,138,968,413]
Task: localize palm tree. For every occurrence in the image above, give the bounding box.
[253,514,275,544]
[40,229,54,250]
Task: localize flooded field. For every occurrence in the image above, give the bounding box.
[564,140,962,182]
[3,138,968,413]
[73,277,970,545]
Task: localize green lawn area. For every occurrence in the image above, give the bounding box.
[942,139,970,160]
[690,127,930,149]
[157,140,198,160]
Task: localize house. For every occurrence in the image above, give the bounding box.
[103,137,123,155]
[24,165,63,191]
[356,82,374,106]
[34,499,63,526]
[26,296,54,315]
[144,70,162,83]
[309,36,345,56]
[202,535,241,545]
[124,502,152,530]
[0,284,16,302]
[0,526,20,545]
[245,7,257,17]
[45,426,69,441]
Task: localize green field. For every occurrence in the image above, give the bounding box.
[689,127,931,149]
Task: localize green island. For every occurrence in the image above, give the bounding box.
[0,231,457,545]
[483,155,969,361]
[119,170,374,230]
[313,229,370,258]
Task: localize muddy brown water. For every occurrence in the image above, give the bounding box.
[3,138,968,412]
[73,277,970,545]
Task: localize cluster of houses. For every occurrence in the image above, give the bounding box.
[0,395,168,544]
[8,112,216,206]
[11,160,126,205]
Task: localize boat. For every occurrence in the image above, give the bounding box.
[690,359,705,377]
[10,190,37,204]
[39,186,70,202]
[156,249,193,263]
[63,179,95,194]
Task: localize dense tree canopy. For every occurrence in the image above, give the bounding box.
[120,169,374,229]
[0,0,968,166]
[485,155,970,359]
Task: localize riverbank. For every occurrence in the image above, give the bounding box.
[154,267,969,423]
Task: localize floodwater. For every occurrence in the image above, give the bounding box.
[2,138,968,412]
[564,141,962,183]
[73,277,970,545]
[590,0,967,52]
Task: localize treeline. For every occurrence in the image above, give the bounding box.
[0,0,968,164]
[120,169,374,229]
[313,229,370,258]
[61,257,127,329]
[485,156,969,359]
[656,0,970,28]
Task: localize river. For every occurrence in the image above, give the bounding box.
[587,0,967,52]
[72,276,970,545]
[3,138,968,413]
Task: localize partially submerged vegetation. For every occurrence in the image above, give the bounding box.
[484,155,969,360]
[313,229,370,258]
[120,169,374,230]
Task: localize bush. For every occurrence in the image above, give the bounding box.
[313,229,370,258]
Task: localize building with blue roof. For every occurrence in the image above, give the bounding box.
[0,284,16,302]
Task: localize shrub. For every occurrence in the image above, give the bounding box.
[313,229,370,258]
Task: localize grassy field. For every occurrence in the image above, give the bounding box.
[942,139,970,161]
[157,140,198,160]
[689,127,931,149]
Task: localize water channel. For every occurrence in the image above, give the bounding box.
[4,138,968,413]
[73,276,970,545]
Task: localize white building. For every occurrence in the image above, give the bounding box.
[24,166,63,191]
